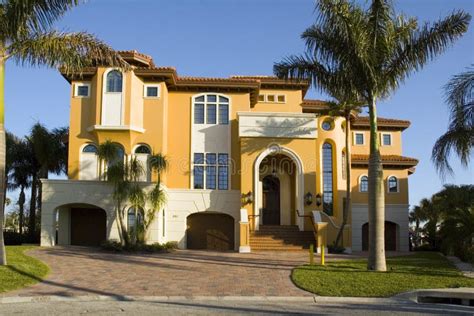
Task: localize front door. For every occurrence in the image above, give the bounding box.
[262,175,280,225]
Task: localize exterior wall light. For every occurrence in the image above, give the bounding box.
[241,191,253,206]
[315,193,322,207]
[304,192,313,206]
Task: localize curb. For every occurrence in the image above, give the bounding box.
[0,295,411,305]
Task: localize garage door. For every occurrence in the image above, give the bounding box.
[187,213,234,251]
[362,221,397,251]
[71,208,107,246]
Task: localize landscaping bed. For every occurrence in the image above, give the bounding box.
[0,246,49,293]
[292,252,474,297]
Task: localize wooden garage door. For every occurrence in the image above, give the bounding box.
[362,221,397,251]
[71,208,106,246]
[187,213,234,251]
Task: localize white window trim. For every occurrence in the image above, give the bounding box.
[353,132,365,145]
[381,132,392,146]
[358,174,369,193]
[276,94,286,103]
[387,175,399,193]
[258,94,286,103]
[74,82,91,98]
[191,152,230,191]
[143,84,161,99]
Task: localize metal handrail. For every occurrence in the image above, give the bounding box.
[296,209,318,244]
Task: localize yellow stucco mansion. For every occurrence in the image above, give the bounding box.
[40,50,418,253]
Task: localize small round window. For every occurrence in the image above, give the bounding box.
[321,120,333,131]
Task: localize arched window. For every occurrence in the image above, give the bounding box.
[193,94,229,125]
[134,145,151,154]
[82,144,98,153]
[107,144,125,168]
[322,143,334,216]
[106,70,122,92]
[134,144,151,182]
[80,144,98,180]
[388,176,399,193]
[127,207,144,232]
[359,175,368,192]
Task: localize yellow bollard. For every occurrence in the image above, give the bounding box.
[309,244,314,265]
[321,244,325,266]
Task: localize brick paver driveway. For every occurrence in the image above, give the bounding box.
[3,246,360,297]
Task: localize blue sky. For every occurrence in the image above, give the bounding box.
[5,0,473,208]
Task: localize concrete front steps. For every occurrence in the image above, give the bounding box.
[250,225,316,251]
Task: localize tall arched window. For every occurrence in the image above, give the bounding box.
[388,176,399,193]
[134,144,151,182]
[359,175,368,192]
[106,70,122,92]
[102,69,124,126]
[80,144,98,180]
[322,143,334,216]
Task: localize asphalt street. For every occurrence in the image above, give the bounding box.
[0,299,472,315]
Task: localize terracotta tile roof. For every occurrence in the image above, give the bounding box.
[301,99,330,110]
[351,154,419,167]
[117,50,153,61]
[352,116,411,129]
[177,76,260,84]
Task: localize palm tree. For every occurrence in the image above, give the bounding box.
[432,66,474,177]
[274,0,470,271]
[8,139,32,235]
[28,123,67,235]
[0,0,129,265]
[409,205,426,248]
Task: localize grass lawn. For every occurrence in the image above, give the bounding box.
[292,252,474,297]
[0,246,49,293]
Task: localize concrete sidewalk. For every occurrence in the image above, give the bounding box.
[448,256,474,278]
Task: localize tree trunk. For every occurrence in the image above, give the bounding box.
[36,169,47,234]
[0,57,7,265]
[18,186,25,235]
[335,112,352,248]
[29,173,37,239]
[367,97,386,271]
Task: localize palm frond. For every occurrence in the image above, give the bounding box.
[2,0,80,39]
[149,153,168,175]
[8,31,129,73]
[385,11,471,93]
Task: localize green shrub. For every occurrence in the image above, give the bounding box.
[328,243,345,254]
[100,240,178,253]
[100,240,123,252]
[414,244,436,252]
[3,232,23,245]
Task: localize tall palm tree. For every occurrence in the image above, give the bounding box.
[432,66,474,177]
[274,0,470,271]
[28,123,67,234]
[0,0,128,265]
[8,138,32,235]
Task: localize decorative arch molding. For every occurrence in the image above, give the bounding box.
[253,144,305,231]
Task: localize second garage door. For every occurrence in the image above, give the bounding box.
[71,208,107,246]
[186,213,234,251]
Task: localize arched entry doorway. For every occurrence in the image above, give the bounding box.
[253,145,304,231]
[186,212,235,251]
[262,175,280,225]
[362,221,398,251]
